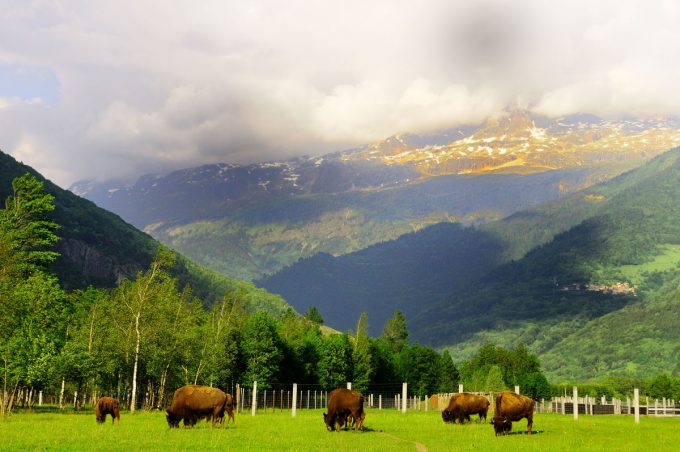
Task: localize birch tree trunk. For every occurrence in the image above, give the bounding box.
[59,378,65,409]
[130,313,141,413]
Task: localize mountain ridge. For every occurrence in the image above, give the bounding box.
[67,109,680,281]
[0,150,291,316]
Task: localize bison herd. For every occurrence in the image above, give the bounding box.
[95,387,535,436]
[441,390,535,436]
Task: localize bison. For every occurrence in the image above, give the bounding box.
[323,388,365,432]
[95,396,120,424]
[441,392,490,424]
[166,385,228,428]
[202,393,235,425]
[491,391,535,436]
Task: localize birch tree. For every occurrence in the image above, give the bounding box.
[112,248,174,412]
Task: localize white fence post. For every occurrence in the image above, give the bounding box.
[634,388,640,424]
[573,387,578,421]
[292,384,297,417]
[39,391,43,406]
[425,395,428,411]
[347,382,352,390]
[402,383,407,413]
[379,394,382,410]
[458,384,464,393]
[235,384,240,413]
[251,381,257,416]
[515,385,520,395]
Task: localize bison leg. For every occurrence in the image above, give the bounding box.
[526,413,533,435]
[356,412,365,431]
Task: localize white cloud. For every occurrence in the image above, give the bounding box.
[0,0,679,187]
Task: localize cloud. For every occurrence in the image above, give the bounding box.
[1,0,679,187]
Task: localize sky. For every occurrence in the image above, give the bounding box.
[2,0,680,187]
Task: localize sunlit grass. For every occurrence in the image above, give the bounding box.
[2,407,680,451]
[620,244,680,284]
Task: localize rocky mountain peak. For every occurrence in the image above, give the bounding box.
[474,109,538,140]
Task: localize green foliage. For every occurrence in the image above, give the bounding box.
[352,312,372,393]
[399,344,441,397]
[303,306,324,324]
[0,173,59,274]
[460,342,548,396]
[485,365,506,393]
[369,338,398,386]
[241,312,283,389]
[437,350,459,393]
[381,310,409,354]
[318,334,352,390]
[518,372,552,400]
[198,291,246,389]
[646,373,680,399]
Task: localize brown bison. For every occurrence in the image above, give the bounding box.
[323,388,365,432]
[166,385,228,428]
[95,396,120,424]
[202,393,235,425]
[491,391,535,436]
[441,392,490,424]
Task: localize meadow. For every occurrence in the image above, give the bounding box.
[2,408,680,451]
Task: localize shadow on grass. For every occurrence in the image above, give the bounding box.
[327,426,377,433]
[497,430,545,436]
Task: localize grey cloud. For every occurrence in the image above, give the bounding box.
[1,0,679,187]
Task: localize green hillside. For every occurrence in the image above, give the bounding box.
[158,167,624,281]
[415,147,680,379]
[262,147,680,379]
[0,151,290,315]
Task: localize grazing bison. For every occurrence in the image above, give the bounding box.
[441,392,490,424]
[95,396,120,424]
[202,393,235,425]
[323,388,365,432]
[491,391,535,436]
[166,385,228,428]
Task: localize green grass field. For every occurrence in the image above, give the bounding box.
[2,408,680,451]
[619,244,680,284]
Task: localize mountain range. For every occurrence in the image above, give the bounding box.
[70,110,680,281]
